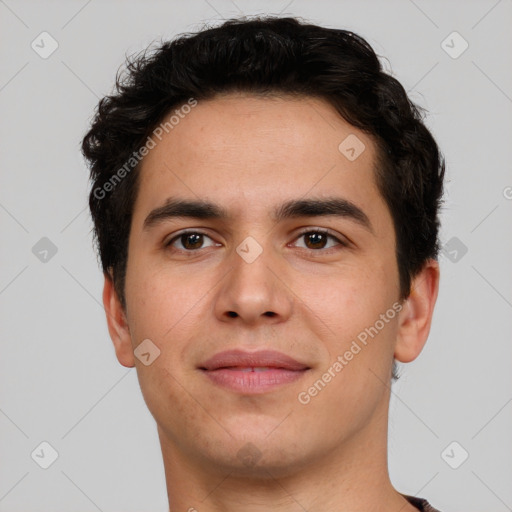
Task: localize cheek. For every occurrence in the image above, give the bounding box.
[295,271,400,424]
[293,260,400,390]
[124,261,220,398]
[298,262,396,330]
[124,247,201,337]
[124,265,211,431]
[127,283,197,353]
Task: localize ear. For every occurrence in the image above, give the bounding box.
[103,272,135,368]
[394,259,440,363]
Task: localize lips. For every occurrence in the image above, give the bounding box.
[199,349,310,372]
[199,349,310,393]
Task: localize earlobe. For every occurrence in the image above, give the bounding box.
[103,273,135,368]
[394,259,440,363]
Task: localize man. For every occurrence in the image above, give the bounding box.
[82,16,444,512]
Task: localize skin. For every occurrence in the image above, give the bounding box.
[103,93,439,512]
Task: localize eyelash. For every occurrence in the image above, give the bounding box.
[164,228,348,253]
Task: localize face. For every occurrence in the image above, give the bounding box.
[107,93,435,477]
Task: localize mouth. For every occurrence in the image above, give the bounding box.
[198,349,310,394]
[214,366,290,372]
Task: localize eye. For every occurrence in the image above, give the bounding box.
[164,229,346,253]
[292,229,346,251]
[165,231,218,251]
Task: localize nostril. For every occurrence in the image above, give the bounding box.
[264,311,276,317]
[227,311,238,318]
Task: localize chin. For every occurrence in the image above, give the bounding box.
[195,428,314,479]
[207,445,310,480]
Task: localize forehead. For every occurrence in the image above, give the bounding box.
[133,93,386,225]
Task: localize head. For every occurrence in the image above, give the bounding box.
[82,16,443,477]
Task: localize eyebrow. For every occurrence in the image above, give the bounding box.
[143,197,373,233]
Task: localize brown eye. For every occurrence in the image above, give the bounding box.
[166,231,217,251]
[304,232,328,249]
[181,233,204,250]
[293,230,345,251]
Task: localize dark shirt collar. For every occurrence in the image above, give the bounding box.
[401,494,442,512]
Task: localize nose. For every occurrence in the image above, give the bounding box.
[213,240,293,326]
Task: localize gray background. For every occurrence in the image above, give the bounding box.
[1,1,511,511]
